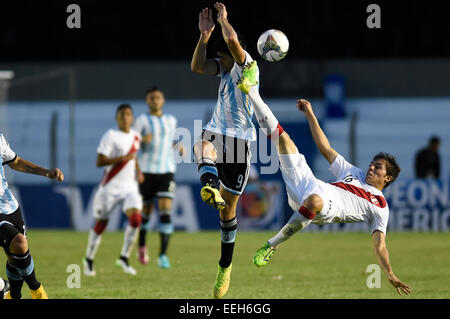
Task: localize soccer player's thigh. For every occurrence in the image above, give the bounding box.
[217,162,249,219]
[0,209,28,256]
[193,131,221,163]
[93,188,120,221]
[123,189,143,217]
[139,173,156,214]
[279,153,317,211]
[156,174,176,211]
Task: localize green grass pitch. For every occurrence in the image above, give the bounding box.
[2,230,449,299]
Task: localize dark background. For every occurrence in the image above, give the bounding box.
[1,0,449,61]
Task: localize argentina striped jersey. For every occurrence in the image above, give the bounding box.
[133,113,178,174]
[203,51,258,141]
[0,133,19,215]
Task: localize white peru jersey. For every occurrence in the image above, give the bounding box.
[97,128,141,190]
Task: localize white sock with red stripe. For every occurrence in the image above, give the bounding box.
[267,208,313,248]
[120,225,138,258]
[248,86,284,140]
[86,230,102,260]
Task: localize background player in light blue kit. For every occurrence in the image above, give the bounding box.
[133,86,184,269]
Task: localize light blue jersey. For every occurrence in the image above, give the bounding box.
[203,51,259,141]
[133,113,178,174]
[0,133,19,215]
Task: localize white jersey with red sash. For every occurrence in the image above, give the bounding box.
[312,154,389,234]
[97,128,141,190]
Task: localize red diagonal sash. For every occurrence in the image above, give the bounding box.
[101,135,140,186]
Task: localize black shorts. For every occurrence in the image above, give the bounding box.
[139,173,176,205]
[0,207,26,251]
[200,130,251,195]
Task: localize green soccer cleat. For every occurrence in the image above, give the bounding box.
[252,242,276,267]
[212,263,232,299]
[201,185,226,211]
[237,60,259,94]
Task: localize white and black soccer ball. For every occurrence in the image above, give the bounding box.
[257,29,289,62]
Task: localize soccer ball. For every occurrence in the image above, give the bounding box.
[257,29,289,62]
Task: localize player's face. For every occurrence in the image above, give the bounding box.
[365,159,392,189]
[116,108,133,131]
[146,90,165,112]
[217,51,234,71]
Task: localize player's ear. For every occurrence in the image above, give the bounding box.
[384,175,393,185]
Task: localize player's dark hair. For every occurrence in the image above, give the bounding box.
[373,152,401,189]
[116,103,133,115]
[145,86,163,96]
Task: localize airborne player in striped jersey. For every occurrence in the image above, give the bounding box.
[83,104,144,276]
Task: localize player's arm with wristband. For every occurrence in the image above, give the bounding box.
[372,230,411,295]
[191,7,218,75]
[214,2,246,65]
[297,99,338,165]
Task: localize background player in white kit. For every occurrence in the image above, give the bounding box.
[83,104,144,276]
[237,62,411,295]
[0,132,64,299]
[133,86,184,269]
[191,2,258,298]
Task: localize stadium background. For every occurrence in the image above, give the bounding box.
[0,0,449,232]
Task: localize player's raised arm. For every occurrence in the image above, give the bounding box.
[214,2,246,65]
[372,230,411,295]
[7,156,64,182]
[297,99,338,165]
[191,8,219,75]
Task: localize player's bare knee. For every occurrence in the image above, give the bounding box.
[9,234,28,255]
[194,140,217,163]
[303,194,324,213]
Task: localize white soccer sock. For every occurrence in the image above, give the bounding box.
[267,212,312,248]
[86,229,102,260]
[121,225,138,258]
[248,86,281,137]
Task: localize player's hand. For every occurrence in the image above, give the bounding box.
[178,144,185,157]
[199,8,215,39]
[214,2,228,24]
[296,99,313,114]
[137,171,145,184]
[47,168,64,182]
[122,153,135,162]
[142,134,152,144]
[388,273,411,295]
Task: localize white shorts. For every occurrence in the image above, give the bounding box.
[93,185,143,220]
[279,152,332,217]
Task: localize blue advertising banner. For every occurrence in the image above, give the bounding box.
[11,181,286,232]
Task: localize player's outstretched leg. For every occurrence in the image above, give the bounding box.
[253,195,323,267]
